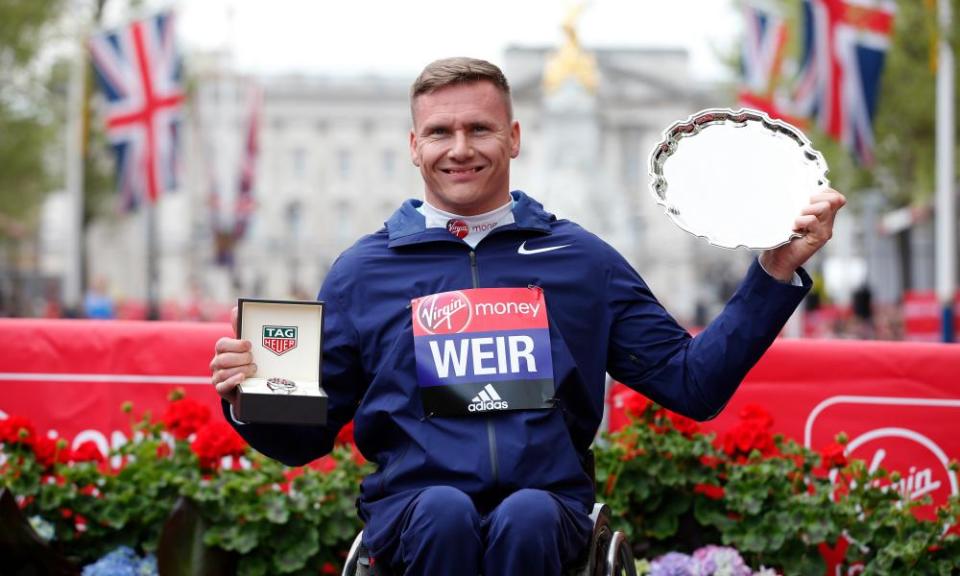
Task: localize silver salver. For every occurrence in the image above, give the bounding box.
[649,108,829,251]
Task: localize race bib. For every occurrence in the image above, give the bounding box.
[412,287,555,417]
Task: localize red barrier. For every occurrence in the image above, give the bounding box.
[0,319,229,456]
[610,338,960,519]
[2,319,959,517]
[902,290,960,341]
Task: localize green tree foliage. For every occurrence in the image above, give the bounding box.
[871,0,960,205]
[0,0,64,234]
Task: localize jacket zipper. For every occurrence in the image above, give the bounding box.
[469,249,499,485]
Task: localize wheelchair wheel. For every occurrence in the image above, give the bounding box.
[342,531,369,576]
[604,530,637,576]
[573,503,612,576]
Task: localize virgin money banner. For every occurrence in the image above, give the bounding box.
[0,319,229,457]
[4,319,959,516]
[610,339,960,518]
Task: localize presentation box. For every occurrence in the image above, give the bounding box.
[235,298,326,425]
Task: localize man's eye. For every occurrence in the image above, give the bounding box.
[472,126,489,134]
[429,128,447,136]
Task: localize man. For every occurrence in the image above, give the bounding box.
[210,57,845,575]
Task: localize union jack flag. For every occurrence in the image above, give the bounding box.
[792,0,896,165]
[738,1,805,125]
[89,11,185,209]
[739,2,788,100]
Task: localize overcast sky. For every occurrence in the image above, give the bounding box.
[123,0,742,81]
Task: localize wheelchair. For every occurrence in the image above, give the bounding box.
[341,452,637,576]
[341,501,636,576]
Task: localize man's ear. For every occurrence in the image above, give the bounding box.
[510,120,521,159]
[409,129,420,167]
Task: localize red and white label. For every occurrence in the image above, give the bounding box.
[446,219,469,239]
[415,291,473,335]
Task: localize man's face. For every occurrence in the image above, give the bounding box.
[410,81,520,216]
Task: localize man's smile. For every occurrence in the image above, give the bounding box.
[441,166,485,174]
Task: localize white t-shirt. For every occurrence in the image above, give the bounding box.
[419,199,515,249]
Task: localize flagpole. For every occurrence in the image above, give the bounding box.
[64,33,86,317]
[146,199,160,320]
[935,0,956,342]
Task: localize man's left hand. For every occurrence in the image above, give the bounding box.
[760,188,847,283]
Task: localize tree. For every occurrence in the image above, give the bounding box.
[0,0,64,234]
[871,0,959,206]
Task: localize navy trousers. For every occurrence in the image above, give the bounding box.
[384,486,592,576]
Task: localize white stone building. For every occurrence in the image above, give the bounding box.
[57,40,750,324]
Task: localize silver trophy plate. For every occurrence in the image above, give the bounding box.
[649,108,829,250]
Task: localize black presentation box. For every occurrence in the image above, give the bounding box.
[235,298,327,425]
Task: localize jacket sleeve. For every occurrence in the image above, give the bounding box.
[606,257,810,421]
[222,259,364,466]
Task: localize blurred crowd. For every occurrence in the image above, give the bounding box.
[0,274,940,342]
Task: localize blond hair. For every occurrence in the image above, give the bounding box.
[410,57,513,119]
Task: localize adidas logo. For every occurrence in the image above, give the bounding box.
[468,384,510,413]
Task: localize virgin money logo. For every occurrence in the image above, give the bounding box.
[836,427,958,519]
[446,219,469,239]
[416,291,472,335]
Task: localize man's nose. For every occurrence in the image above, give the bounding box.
[448,131,474,160]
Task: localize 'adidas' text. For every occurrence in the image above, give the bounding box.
[468,384,510,413]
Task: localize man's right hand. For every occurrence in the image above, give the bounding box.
[209,306,257,406]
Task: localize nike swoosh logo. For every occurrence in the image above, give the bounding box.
[518,241,571,255]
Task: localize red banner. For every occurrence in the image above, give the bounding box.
[0,319,229,457]
[610,338,960,519]
[3,320,958,519]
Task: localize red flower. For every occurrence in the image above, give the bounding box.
[162,398,211,440]
[322,563,338,575]
[619,446,647,461]
[722,420,777,462]
[312,455,337,473]
[820,442,848,469]
[32,436,70,469]
[0,415,36,446]
[699,455,722,469]
[623,394,652,420]
[335,420,355,445]
[79,485,99,497]
[348,443,367,466]
[739,404,774,429]
[156,443,172,459]
[694,483,725,500]
[666,411,700,437]
[71,441,105,463]
[604,473,618,496]
[190,421,247,469]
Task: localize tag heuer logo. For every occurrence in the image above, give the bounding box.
[262,325,297,356]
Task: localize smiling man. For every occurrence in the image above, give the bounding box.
[210,57,846,575]
[409,70,519,216]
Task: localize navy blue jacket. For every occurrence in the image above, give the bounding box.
[224,191,810,556]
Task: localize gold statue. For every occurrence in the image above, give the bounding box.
[543,1,599,94]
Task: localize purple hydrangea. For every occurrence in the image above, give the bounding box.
[650,552,700,576]
[692,545,752,576]
[82,546,157,576]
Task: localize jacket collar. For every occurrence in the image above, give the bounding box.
[385,191,555,248]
